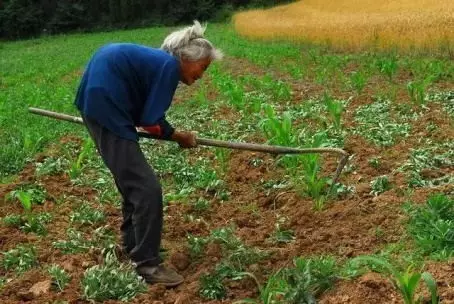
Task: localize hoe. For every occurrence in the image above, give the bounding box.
[29,107,349,193]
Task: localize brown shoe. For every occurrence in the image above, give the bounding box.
[136,265,184,287]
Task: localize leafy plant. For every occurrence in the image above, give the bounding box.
[214,147,230,176]
[285,256,339,302]
[368,157,381,169]
[405,193,454,259]
[70,203,105,226]
[21,212,53,235]
[407,79,430,106]
[354,98,411,147]
[1,244,37,273]
[82,252,147,301]
[35,156,68,176]
[322,92,344,129]
[260,104,297,147]
[375,55,399,82]
[192,198,211,214]
[349,70,368,94]
[234,270,288,304]
[6,184,47,212]
[3,211,52,236]
[187,234,210,258]
[2,214,24,227]
[270,222,295,244]
[370,175,391,196]
[199,264,231,300]
[398,143,454,188]
[68,139,94,180]
[53,228,92,254]
[352,256,439,304]
[48,264,71,291]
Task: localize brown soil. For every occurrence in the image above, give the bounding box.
[1,55,453,304]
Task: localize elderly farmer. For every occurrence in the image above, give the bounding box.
[74,21,222,286]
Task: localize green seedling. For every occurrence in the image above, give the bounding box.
[368,157,381,169]
[3,212,52,235]
[53,228,92,254]
[68,139,94,180]
[48,264,71,291]
[6,184,47,212]
[260,104,297,147]
[370,175,391,196]
[192,198,211,213]
[199,263,239,300]
[82,252,147,301]
[70,203,105,226]
[233,270,288,304]
[214,147,230,176]
[353,256,439,304]
[187,234,210,258]
[322,92,344,129]
[35,156,68,176]
[272,226,295,244]
[1,244,37,273]
[285,256,339,302]
[405,193,454,259]
[407,79,430,106]
[349,70,368,94]
[375,55,399,82]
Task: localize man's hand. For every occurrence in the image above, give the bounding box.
[171,131,198,148]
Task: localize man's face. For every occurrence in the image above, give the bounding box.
[180,57,211,85]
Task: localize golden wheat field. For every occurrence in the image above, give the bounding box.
[233,0,454,52]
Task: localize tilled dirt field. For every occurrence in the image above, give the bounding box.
[1,55,453,304]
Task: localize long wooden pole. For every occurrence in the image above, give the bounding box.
[28,107,349,186]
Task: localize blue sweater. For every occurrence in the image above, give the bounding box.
[75,43,180,141]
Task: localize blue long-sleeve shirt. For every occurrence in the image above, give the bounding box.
[75,43,180,141]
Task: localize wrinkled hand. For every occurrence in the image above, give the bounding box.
[171,131,198,148]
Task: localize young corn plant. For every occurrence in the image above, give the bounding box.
[298,132,331,210]
[68,139,94,180]
[5,184,51,235]
[48,264,71,291]
[353,256,439,304]
[233,270,288,304]
[214,147,230,177]
[407,79,431,106]
[322,92,344,130]
[348,70,368,95]
[259,104,300,169]
[260,104,297,147]
[375,55,399,82]
[284,256,339,303]
[6,184,47,212]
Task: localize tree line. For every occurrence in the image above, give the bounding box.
[0,0,291,40]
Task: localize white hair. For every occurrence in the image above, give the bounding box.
[161,20,223,62]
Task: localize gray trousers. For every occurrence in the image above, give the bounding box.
[82,116,163,267]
